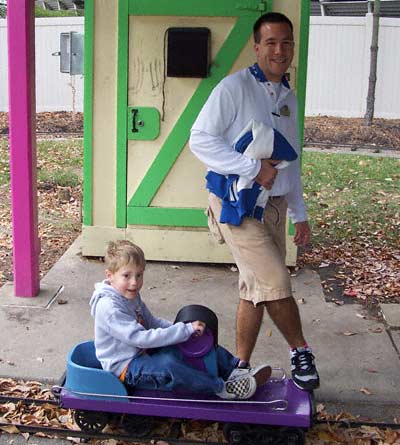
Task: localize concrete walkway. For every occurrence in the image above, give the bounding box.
[304,145,400,158]
[0,236,399,422]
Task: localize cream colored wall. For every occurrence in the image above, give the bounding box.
[91,0,118,226]
[126,228,233,262]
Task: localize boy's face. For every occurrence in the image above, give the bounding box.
[106,263,144,300]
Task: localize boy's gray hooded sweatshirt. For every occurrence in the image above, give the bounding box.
[90,280,194,377]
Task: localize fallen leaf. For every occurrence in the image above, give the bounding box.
[0,425,20,434]
[384,429,399,444]
[344,289,358,297]
[319,262,330,268]
[369,327,384,333]
[265,329,272,337]
[99,440,118,445]
[66,437,81,443]
[360,387,373,395]
[343,331,357,336]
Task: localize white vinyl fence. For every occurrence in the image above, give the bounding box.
[306,15,400,118]
[0,17,84,112]
[1,15,399,117]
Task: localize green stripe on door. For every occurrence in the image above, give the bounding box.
[127,207,207,227]
[116,0,129,227]
[128,0,266,16]
[83,0,94,226]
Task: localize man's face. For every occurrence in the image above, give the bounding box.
[254,22,294,82]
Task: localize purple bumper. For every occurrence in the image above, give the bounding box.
[60,379,311,428]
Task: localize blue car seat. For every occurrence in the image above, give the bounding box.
[66,340,128,400]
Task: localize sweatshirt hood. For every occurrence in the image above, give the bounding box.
[90,280,124,317]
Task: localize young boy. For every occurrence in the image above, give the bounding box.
[90,240,271,400]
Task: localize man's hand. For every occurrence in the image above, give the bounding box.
[255,159,278,189]
[294,221,311,247]
[191,320,206,336]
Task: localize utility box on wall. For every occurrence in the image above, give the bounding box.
[53,31,84,75]
[81,0,310,263]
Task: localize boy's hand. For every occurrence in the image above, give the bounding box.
[191,320,206,336]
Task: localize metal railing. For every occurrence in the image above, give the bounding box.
[35,0,84,11]
[311,0,400,16]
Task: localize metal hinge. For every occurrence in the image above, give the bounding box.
[235,1,266,12]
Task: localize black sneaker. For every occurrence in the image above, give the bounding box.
[290,347,320,391]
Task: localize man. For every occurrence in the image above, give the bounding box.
[189,12,319,391]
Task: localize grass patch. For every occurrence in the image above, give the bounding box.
[38,170,80,187]
[0,139,83,187]
[302,152,400,248]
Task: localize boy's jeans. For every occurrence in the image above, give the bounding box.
[124,345,238,394]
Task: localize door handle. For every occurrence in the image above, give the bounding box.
[131,108,139,133]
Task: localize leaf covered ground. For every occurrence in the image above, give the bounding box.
[1,378,400,445]
[299,152,400,306]
[304,116,400,149]
[0,119,82,285]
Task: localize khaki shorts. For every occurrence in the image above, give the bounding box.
[208,193,292,305]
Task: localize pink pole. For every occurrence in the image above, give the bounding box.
[7,0,40,297]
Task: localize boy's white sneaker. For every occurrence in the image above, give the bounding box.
[228,364,272,387]
[216,374,257,400]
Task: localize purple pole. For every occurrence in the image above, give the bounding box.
[7,0,40,297]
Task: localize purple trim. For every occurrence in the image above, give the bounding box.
[7,0,40,296]
[61,379,311,428]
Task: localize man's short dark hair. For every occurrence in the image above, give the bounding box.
[253,12,294,43]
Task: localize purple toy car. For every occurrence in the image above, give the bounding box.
[54,305,314,445]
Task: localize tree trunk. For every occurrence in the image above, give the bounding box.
[364,0,381,126]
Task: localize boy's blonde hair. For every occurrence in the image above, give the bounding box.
[105,240,146,273]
